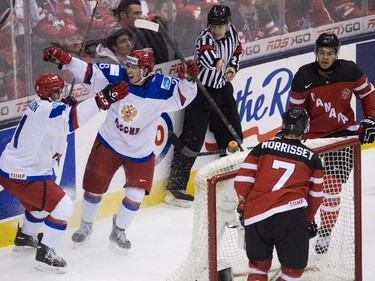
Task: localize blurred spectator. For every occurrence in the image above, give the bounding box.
[324,0,363,22]
[116,0,144,47]
[0,9,28,100]
[95,27,133,64]
[34,0,79,40]
[257,0,333,33]
[13,0,44,49]
[227,0,281,43]
[0,54,27,101]
[174,0,219,57]
[70,0,117,42]
[135,0,178,64]
[57,33,95,62]
[54,33,96,84]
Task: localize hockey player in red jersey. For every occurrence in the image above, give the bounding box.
[0,73,128,273]
[235,107,324,281]
[289,33,375,254]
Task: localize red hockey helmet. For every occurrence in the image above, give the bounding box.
[126,50,155,72]
[35,73,65,101]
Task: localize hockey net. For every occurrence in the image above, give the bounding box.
[167,136,362,281]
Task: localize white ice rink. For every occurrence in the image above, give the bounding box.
[1,148,375,281]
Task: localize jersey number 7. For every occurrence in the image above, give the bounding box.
[271,159,296,192]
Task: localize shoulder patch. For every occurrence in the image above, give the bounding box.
[109,64,120,76]
[161,76,172,90]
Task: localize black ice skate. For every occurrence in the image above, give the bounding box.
[71,220,93,243]
[109,214,131,254]
[164,189,194,208]
[35,242,67,274]
[13,224,38,252]
[315,227,332,254]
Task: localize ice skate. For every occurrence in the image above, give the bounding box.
[164,190,194,208]
[35,242,67,274]
[315,227,332,254]
[13,224,38,252]
[109,214,131,254]
[71,220,93,244]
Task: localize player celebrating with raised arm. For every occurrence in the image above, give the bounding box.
[0,73,128,273]
[235,107,324,281]
[289,33,375,254]
[165,4,243,207]
[42,46,199,252]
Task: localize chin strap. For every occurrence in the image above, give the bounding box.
[133,68,151,85]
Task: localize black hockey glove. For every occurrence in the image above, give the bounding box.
[238,213,245,227]
[61,96,77,106]
[95,81,129,110]
[359,117,375,144]
[308,221,318,239]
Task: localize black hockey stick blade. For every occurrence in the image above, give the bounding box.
[135,19,243,149]
[168,131,226,157]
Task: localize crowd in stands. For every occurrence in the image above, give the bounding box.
[0,0,375,102]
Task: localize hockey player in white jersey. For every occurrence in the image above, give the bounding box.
[42,47,199,252]
[0,73,129,273]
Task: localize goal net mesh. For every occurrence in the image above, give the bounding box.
[167,136,361,281]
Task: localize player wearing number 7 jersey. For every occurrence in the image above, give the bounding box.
[234,107,324,281]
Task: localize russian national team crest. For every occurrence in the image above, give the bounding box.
[121,104,138,122]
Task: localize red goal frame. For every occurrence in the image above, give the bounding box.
[207,138,362,281]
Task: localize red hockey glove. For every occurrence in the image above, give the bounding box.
[43,47,72,65]
[186,59,199,79]
[358,117,375,144]
[95,81,129,110]
[178,59,199,81]
[61,96,77,106]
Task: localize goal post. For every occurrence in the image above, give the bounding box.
[167,136,362,281]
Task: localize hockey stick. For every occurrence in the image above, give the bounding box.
[135,19,243,149]
[68,0,99,96]
[168,131,226,157]
[269,267,281,281]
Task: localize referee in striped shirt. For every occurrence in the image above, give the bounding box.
[165,4,243,206]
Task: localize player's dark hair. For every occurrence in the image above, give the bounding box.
[282,107,310,136]
[116,0,141,19]
[315,33,340,53]
[105,28,133,51]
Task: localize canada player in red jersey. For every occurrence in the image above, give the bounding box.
[289,33,375,254]
[235,107,324,281]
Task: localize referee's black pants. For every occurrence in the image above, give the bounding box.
[167,82,243,191]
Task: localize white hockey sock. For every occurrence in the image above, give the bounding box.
[81,191,102,223]
[21,210,47,236]
[41,218,66,249]
[116,187,145,230]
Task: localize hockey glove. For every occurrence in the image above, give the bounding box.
[178,59,199,81]
[238,213,245,227]
[358,117,375,144]
[95,81,129,110]
[308,221,318,239]
[61,96,77,106]
[43,47,72,66]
